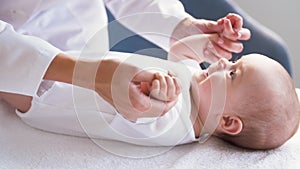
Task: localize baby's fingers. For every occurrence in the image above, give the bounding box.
[149,73,167,101]
[167,71,181,95]
[150,72,181,102]
[173,76,181,96]
[165,75,176,101]
[150,81,168,102]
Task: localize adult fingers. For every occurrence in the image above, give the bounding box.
[203,48,220,63]
[132,69,155,83]
[222,18,240,41]
[226,13,243,31]
[149,98,178,117]
[202,20,224,33]
[238,28,251,41]
[123,82,151,121]
[213,37,244,53]
[129,92,178,120]
[125,77,180,120]
[205,41,232,60]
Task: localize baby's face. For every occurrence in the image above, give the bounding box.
[194,54,284,122]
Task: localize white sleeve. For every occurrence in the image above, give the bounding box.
[179,59,201,74]
[104,0,191,51]
[0,21,61,96]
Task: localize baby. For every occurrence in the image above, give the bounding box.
[163,20,300,149]
[136,25,300,149]
[11,49,299,150]
[147,51,300,150]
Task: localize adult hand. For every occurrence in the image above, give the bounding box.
[215,13,251,41]
[170,13,251,62]
[169,33,224,63]
[88,58,178,121]
[45,53,178,121]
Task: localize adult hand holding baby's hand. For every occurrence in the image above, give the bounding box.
[92,59,178,121]
[68,56,179,121]
[216,13,251,41]
[170,13,251,63]
[141,71,181,102]
[202,13,251,62]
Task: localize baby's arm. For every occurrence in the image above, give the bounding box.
[141,71,181,102]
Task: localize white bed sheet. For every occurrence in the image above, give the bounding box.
[0,89,299,169]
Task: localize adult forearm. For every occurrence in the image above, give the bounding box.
[44,53,105,91]
[43,52,181,120]
[43,53,76,85]
[43,53,118,105]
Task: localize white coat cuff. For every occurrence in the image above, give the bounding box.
[0,22,61,96]
[25,45,61,96]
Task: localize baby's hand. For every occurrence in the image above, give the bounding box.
[141,71,181,102]
[150,72,181,102]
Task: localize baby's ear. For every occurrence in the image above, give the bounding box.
[219,115,243,135]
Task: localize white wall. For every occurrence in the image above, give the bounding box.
[233,0,300,87]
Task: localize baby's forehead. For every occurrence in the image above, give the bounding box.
[239,57,288,94]
[240,55,281,74]
[240,54,276,65]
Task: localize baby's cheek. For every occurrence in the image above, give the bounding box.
[198,79,212,98]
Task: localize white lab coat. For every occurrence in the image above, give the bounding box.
[0,0,189,96]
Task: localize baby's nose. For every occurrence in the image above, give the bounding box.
[207,58,231,75]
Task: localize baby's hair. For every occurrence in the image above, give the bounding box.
[219,62,300,150]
